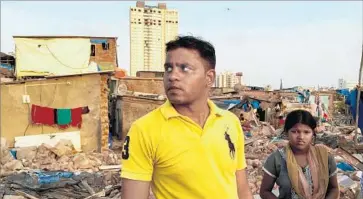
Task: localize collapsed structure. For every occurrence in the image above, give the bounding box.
[0,36,362,198]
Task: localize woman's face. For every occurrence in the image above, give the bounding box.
[287,123,314,151]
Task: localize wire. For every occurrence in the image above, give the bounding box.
[45,45,90,69]
[23,103,31,136]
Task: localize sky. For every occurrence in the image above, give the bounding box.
[1,1,362,88]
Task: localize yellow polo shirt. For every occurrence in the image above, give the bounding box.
[121,100,246,199]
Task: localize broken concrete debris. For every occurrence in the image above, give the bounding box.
[0,138,125,199]
[1,89,363,199]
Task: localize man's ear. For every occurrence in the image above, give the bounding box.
[206,69,216,87]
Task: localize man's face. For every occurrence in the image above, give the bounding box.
[163,48,215,105]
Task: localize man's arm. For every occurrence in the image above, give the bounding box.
[120,123,155,199]
[235,117,253,199]
[121,179,150,199]
[236,169,253,199]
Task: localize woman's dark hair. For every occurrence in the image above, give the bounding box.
[284,110,317,133]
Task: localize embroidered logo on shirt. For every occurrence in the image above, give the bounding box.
[224,128,235,159]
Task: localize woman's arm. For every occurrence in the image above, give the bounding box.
[325,175,339,199]
[259,172,278,199]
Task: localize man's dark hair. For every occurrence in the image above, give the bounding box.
[166,36,216,69]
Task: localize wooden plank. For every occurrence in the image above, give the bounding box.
[81,180,95,195]
[245,137,259,146]
[336,147,363,171]
[15,190,39,199]
[99,165,122,171]
[83,190,105,199]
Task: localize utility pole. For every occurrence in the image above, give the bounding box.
[354,45,363,145]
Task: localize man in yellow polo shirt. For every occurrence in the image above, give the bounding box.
[121,36,253,199]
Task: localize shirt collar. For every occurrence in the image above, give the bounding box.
[160,99,225,120]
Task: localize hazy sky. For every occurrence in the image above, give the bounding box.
[1,1,362,88]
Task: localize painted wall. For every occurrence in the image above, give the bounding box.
[14,37,117,77]
[1,74,105,151]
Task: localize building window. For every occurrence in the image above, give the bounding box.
[91,44,95,56]
[102,42,109,50]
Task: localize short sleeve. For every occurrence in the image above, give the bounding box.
[328,154,338,178]
[236,119,247,170]
[263,152,278,178]
[120,123,154,181]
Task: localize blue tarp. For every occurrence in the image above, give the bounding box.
[242,100,260,111]
[90,39,108,44]
[337,89,350,97]
[346,89,363,133]
[221,100,241,105]
[0,63,13,70]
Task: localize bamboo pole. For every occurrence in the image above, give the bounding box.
[354,45,363,145]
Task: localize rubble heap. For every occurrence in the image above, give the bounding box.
[0,138,124,199]
[1,140,120,176]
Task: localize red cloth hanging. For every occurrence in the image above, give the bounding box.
[71,107,83,128]
[31,105,55,126]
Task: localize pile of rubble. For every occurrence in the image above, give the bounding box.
[0,138,124,199]
[1,139,120,176]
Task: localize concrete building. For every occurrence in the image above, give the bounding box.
[338,78,347,89]
[130,1,179,76]
[338,78,360,90]
[215,71,243,88]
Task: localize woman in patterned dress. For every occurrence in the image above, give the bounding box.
[259,110,340,199]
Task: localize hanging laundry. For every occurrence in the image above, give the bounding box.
[71,107,83,128]
[56,109,72,126]
[31,105,55,126]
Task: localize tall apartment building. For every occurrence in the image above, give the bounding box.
[215,71,243,88]
[129,1,179,76]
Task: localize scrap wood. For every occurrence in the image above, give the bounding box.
[112,192,121,199]
[245,154,260,160]
[336,147,363,171]
[15,190,39,199]
[105,184,121,196]
[81,180,95,195]
[245,137,259,146]
[83,189,106,199]
[99,165,122,171]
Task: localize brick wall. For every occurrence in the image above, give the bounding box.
[89,38,117,70]
[136,71,164,78]
[118,77,165,95]
[100,75,110,151]
[119,96,165,139]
